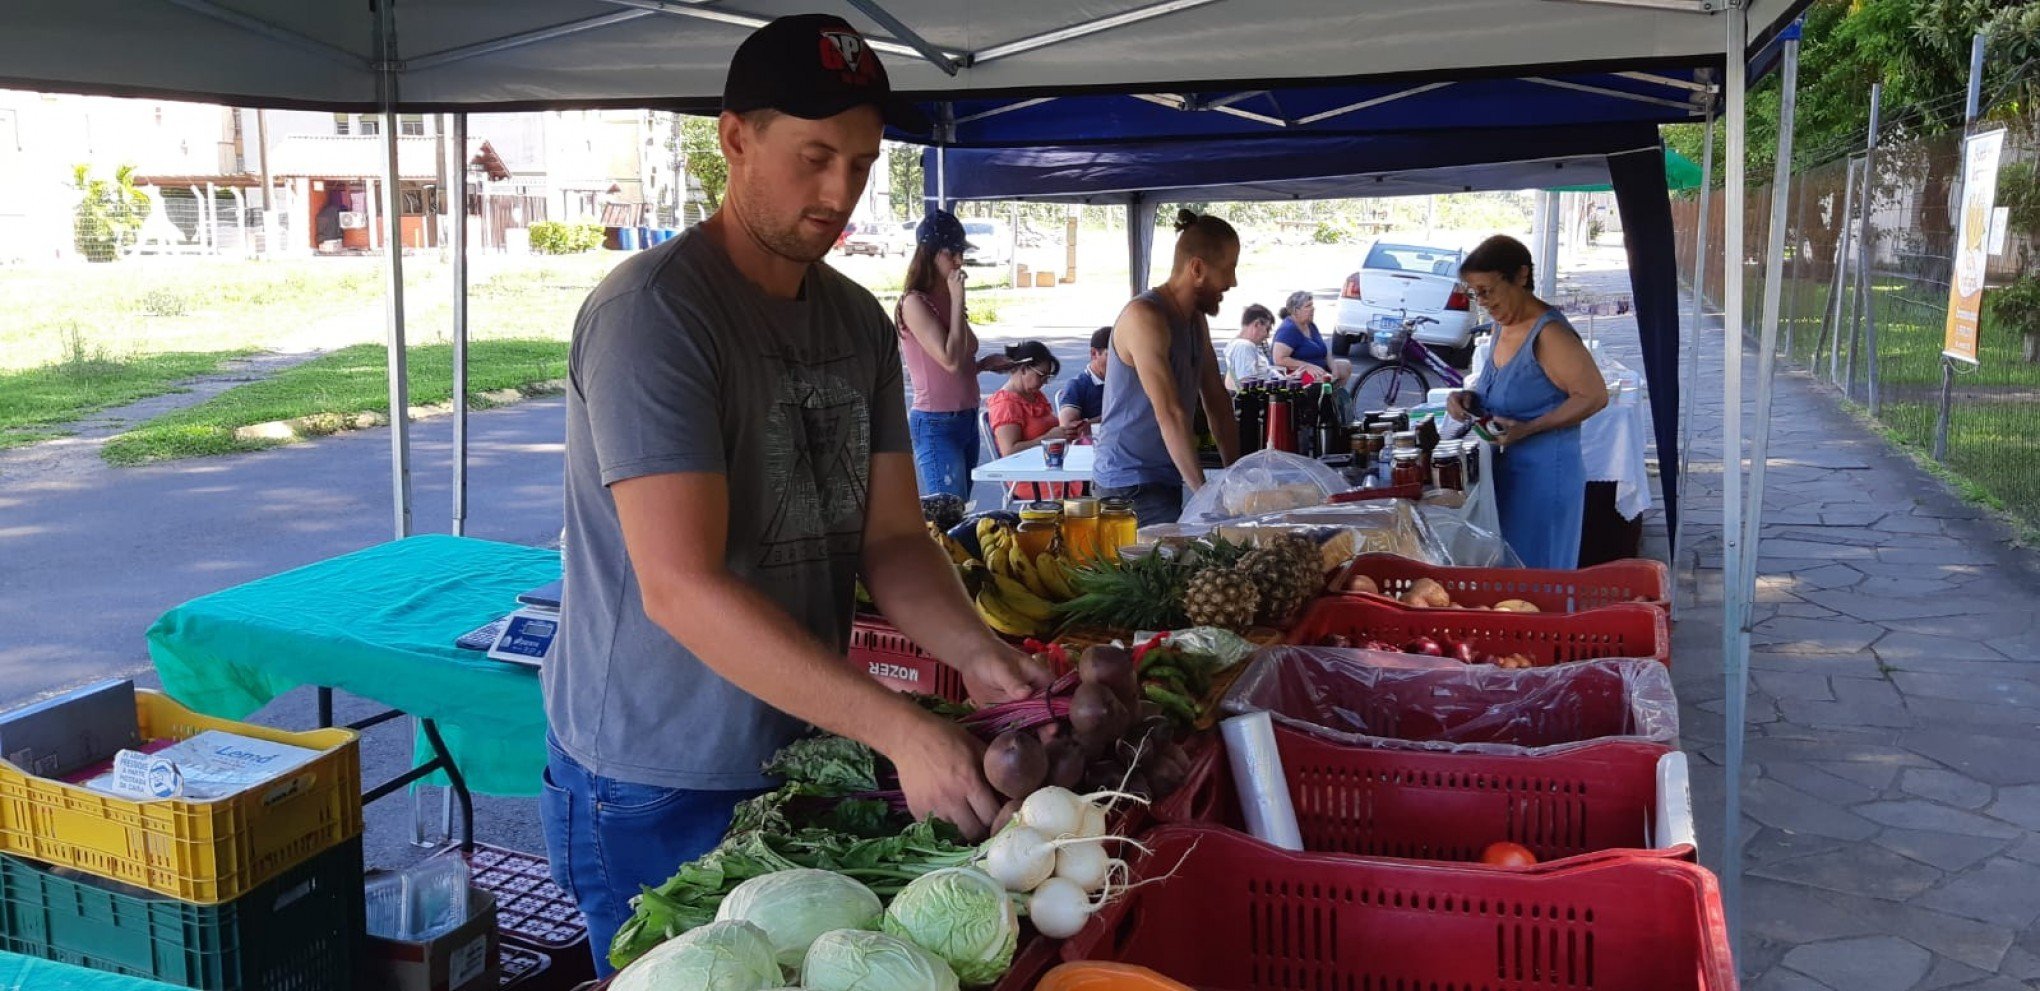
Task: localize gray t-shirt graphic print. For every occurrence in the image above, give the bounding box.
[547,229,909,790]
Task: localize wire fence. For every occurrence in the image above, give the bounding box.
[1674,99,2040,531]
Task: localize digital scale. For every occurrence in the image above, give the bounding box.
[485,606,559,668]
[454,580,564,668]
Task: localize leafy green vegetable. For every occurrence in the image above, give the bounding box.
[802,929,960,991]
[881,868,1019,987]
[609,919,782,991]
[763,735,881,795]
[611,812,979,968]
[715,869,883,972]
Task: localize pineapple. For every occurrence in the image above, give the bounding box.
[1182,566,1259,631]
[1059,547,1192,631]
[1238,537,1324,625]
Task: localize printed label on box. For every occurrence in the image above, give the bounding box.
[449,933,489,990]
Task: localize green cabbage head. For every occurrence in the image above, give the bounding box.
[802,928,960,991]
[609,919,782,991]
[715,868,883,971]
[881,868,1019,986]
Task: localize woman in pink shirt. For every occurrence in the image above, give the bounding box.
[896,210,1006,499]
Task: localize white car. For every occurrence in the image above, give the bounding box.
[962,219,1013,267]
[840,221,913,257]
[1333,241,1476,367]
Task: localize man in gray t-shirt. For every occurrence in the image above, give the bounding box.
[540,15,1049,974]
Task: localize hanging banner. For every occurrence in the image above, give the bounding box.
[1943,128,2006,364]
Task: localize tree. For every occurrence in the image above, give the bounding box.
[888,143,924,221]
[1991,162,2040,361]
[678,115,728,211]
[71,164,150,262]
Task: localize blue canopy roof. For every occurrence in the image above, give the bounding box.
[928,123,1666,204]
[921,71,1710,148]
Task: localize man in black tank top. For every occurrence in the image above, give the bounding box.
[1093,211,1244,524]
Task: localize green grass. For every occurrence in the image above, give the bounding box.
[0,349,246,449]
[103,339,568,465]
[0,259,389,372]
[1737,270,2040,531]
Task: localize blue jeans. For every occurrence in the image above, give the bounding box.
[540,735,765,976]
[1096,482,1185,526]
[909,409,981,500]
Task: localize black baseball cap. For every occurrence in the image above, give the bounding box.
[724,14,932,135]
[917,209,975,253]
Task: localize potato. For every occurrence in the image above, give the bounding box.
[1495,599,1540,613]
[1344,573,1380,595]
[1405,578,1452,609]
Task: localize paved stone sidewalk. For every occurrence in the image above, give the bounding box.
[1664,310,2040,990]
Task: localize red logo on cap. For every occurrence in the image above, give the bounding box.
[818,30,877,86]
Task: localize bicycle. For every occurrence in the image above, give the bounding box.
[1349,309,1473,411]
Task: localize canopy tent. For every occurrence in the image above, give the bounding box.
[3,0,1810,946]
[3,1,1807,112]
[927,120,1688,562]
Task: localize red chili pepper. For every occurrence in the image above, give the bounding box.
[1131,632,1170,665]
[1022,639,1072,676]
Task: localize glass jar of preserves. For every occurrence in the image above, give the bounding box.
[1391,448,1427,489]
[1061,497,1101,563]
[1016,501,1064,559]
[1099,498,1139,555]
[1433,441,1465,492]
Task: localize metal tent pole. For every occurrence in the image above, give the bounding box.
[376,0,413,542]
[1673,98,1715,615]
[1534,191,1560,299]
[1739,28,1799,726]
[1719,0,1750,950]
[1935,33,1988,462]
[452,112,470,536]
[1126,194,1153,300]
[1860,84,1883,416]
[1784,167,1809,357]
[1824,160,1856,385]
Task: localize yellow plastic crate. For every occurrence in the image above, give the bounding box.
[0,690,361,904]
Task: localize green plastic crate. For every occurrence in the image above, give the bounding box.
[0,836,362,991]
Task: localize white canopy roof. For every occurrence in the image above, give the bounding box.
[3,0,1801,112]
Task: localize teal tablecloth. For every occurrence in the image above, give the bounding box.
[147,534,561,797]
[0,950,189,990]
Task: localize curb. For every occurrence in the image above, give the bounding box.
[231,379,567,444]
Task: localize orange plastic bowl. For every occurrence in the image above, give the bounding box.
[1033,962,1196,991]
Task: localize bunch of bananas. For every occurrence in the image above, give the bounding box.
[972,517,1085,637]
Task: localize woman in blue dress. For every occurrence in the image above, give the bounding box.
[1447,236,1608,569]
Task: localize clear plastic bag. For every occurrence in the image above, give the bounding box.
[1416,502,1522,568]
[1226,501,1446,565]
[1219,646,1678,756]
[1178,450,1347,526]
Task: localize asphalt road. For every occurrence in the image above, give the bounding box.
[0,342,1102,872]
[0,398,568,868]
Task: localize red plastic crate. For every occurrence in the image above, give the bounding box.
[1334,553,1671,613]
[1054,823,1737,991]
[848,614,967,701]
[1220,649,1679,754]
[1152,723,1692,867]
[1288,595,1670,665]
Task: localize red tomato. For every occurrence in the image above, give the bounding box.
[1481,841,1538,867]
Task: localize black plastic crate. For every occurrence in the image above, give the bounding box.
[0,836,363,991]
